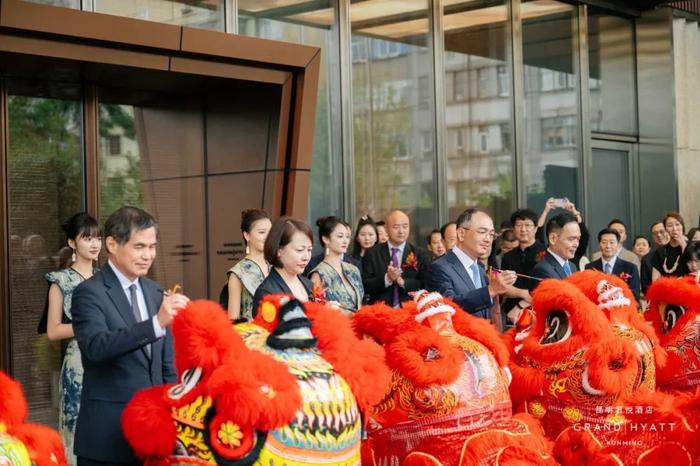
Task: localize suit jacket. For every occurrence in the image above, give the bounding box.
[361,242,430,305]
[591,247,641,271]
[251,267,313,315]
[531,251,579,289]
[585,257,641,302]
[71,263,175,463]
[427,250,492,319]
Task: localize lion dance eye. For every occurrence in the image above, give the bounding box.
[663,304,685,334]
[540,310,571,345]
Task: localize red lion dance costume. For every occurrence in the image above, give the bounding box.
[507,270,700,465]
[0,370,67,466]
[354,291,556,466]
[122,296,390,465]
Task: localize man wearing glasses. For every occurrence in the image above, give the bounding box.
[500,208,544,323]
[428,208,516,321]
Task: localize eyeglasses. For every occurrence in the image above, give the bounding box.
[461,227,499,240]
[652,230,667,236]
[514,223,535,230]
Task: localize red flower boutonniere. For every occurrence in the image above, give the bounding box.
[536,250,546,263]
[619,272,632,283]
[312,282,327,303]
[402,252,419,271]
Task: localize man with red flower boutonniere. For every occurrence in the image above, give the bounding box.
[586,228,641,302]
[362,210,431,307]
[427,208,518,327]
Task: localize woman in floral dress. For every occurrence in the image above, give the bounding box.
[45,213,101,466]
[227,209,271,321]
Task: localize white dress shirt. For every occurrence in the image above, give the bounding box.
[109,260,165,338]
[547,249,568,268]
[602,255,617,274]
[452,246,483,289]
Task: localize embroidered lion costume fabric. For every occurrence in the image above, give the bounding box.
[506,270,700,466]
[354,290,556,466]
[0,370,67,466]
[122,296,390,465]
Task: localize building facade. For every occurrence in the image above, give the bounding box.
[1,0,699,425]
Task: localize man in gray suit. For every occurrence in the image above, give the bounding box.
[428,208,516,320]
[72,207,189,466]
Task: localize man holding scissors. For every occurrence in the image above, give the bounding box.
[428,208,517,323]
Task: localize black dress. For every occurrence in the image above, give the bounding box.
[251,268,313,316]
[651,243,688,277]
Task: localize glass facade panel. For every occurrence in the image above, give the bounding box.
[23,0,79,8]
[238,1,343,231]
[351,0,437,240]
[443,0,514,224]
[93,0,224,31]
[6,79,84,425]
[588,9,637,135]
[522,0,581,209]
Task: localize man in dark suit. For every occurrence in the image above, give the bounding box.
[362,210,431,306]
[72,207,190,466]
[427,208,516,320]
[531,212,581,287]
[586,228,641,301]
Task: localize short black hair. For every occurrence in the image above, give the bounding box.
[510,208,538,227]
[376,220,386,227]
[545,212,577,237]
[650,221,664,232]
[607,219,627,229]
[456,208,485,228]
[633,235,650,247]
[440,222,456,238]
[426,229,441,245]
[62,212,101,241]
[682,240,700,265]
[104,206,157,249]
[264,217,313,268]
[597,228,620,243]
[500,228,517,242]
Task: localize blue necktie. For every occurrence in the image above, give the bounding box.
[562,261,572,277]
[604,262,611,274]
[470,262,482,288]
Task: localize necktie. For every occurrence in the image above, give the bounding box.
[129,284,151,357]
[562,261,572,277]
[604,262,611,274]
[391,247,400,307]
[470,262,482,288]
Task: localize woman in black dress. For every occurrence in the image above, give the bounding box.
[251,216,314,314]
[651,211,689,281]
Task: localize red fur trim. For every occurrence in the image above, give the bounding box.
[208,353,301,432]
[251,294,287,332]
[10,423,67,466]
[305,301,392,410]
[637,444,693,466]
[523,280,615,366]
[566,269,639,315]
[553,428,620,466]
[646,277,700,342]
[353,303,415,343]
[122,386,176,459]
[446,298,510,367]
[172,300,242,376]
[460,423,555,466]
[0,370,28,425]
[502,331,545,407]
[208,414,255,459]
[584,337,639,394]
[495,446,558,466]
[385,326,463,387]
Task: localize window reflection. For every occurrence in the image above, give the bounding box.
[443,0,514,223]
[93,0,224,31]
[238,1,342,234]
[588,9,637,135]
[522,0,580,209]
[7,79,84,426]
[351,0,437,240]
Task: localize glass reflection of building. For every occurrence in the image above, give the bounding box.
[5,0,700,426]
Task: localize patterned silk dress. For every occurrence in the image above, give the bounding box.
[227,258,269,321]
[311,261,364,313]
[44,268,89,466]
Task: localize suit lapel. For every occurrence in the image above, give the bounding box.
[447,251,476,290]
[140,278,162,319]
[546,252,567,279]
[103,264,137,327]
[612,260,624,277]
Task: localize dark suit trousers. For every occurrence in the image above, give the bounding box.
[78,457,140,466]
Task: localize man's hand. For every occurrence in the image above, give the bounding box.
[157,293,190,328]
[488,270,516,297]
[387,265,403,283]
[564,200,583,223]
